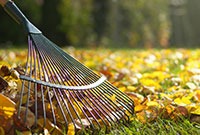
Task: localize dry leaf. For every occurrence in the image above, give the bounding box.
[0,94,15,134]
[0,65,10,77]
[37,118,63,135]
[14,107,35,130]
[0,77,8,91]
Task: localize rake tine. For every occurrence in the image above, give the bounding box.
[36,51,47,129]
[37,43,99,131]
[37,47,69,132]
[23,39,34,126]
[38,40,129,123]
[17,36,31,119]
[56,49,134,112]
[96,87,129,121]
[39,47,119,125]
[37,44,97,132]
[32,44,38,128]
[101,83,133,114]
[91,87,127,123]
[41,63,57,126]
[84,90,113,128]
[41,49,109,132]
[40,47,105,131]
[59,48,135,105]
[73,91,101,129]
[37,45,87,132]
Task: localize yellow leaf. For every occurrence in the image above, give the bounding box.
[0,127,5,135]
[118,87,126,92]
[135,104,146,112]
[191,106,200,115]
[127,86,137,91]
[146,101,160,107]
[174,97,192,106]
[67,123,75,135]
[0,94,15,117]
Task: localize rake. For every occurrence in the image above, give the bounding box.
[0,0,134,134]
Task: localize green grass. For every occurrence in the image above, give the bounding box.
[76,116,200,135]
[104,117,200,135]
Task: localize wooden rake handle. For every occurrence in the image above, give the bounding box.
[0,0,9,7]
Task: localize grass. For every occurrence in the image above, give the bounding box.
[104,117,200,135]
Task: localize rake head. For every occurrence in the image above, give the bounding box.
[16,34,134,133]
[0,0,135,134]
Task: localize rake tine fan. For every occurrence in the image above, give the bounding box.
[0,0,134,134]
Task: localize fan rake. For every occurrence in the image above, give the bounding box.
[0,0,134,134]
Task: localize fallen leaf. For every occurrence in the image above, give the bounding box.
[0,77,8,91]
[146,101,160,107]
[0,127,5,135]
[0,94,15,134]
[37,118,63,135]
[0,65,10,77]
[14,107,35,130]
[135,104,146,113]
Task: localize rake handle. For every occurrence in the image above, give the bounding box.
[0,0,41,34]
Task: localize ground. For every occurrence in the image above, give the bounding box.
[1,47,200,134]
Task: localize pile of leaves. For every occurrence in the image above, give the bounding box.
[1,48,200,134]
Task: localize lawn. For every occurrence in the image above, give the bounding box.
[1,47,200,134]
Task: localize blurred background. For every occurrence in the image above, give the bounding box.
[0,0,199,48]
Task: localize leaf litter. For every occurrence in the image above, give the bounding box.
[1,48,200,134]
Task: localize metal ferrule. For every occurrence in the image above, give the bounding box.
[4,1,41,34]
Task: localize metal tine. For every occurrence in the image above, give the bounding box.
[95,86,130,120]
[17,36,31,119]
[54,47,134,112]
[38,39,127,124]
[55,57,129,122]
[43,48,113,130]
[39,58,84,133]
[63,68,130,122]
[35,43,70,132]
[69,71,130,121]
[36,40,119,130]
[32,44,38,128]
[67,58,134,109]
[33,39,65,125]
[41,54,90,133]
[73,91,102,129]
[23,39,34,126]
[104,81,134,105]
[34,36,57,127]
[41,61,57,126]
[86,88,120,123]
[36,51,47,129]
[36,41,99,131]
[101,82,134,114]
[42,51,107,131]
[90,87,127,123]
[71,62,134,115]
[58,48,134,105]
[79,90,110,127]
[40,43,124,124]
[84,90,114,126]
[37,43,100,130]
[36,44,96,131]
[41,37,100,84]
